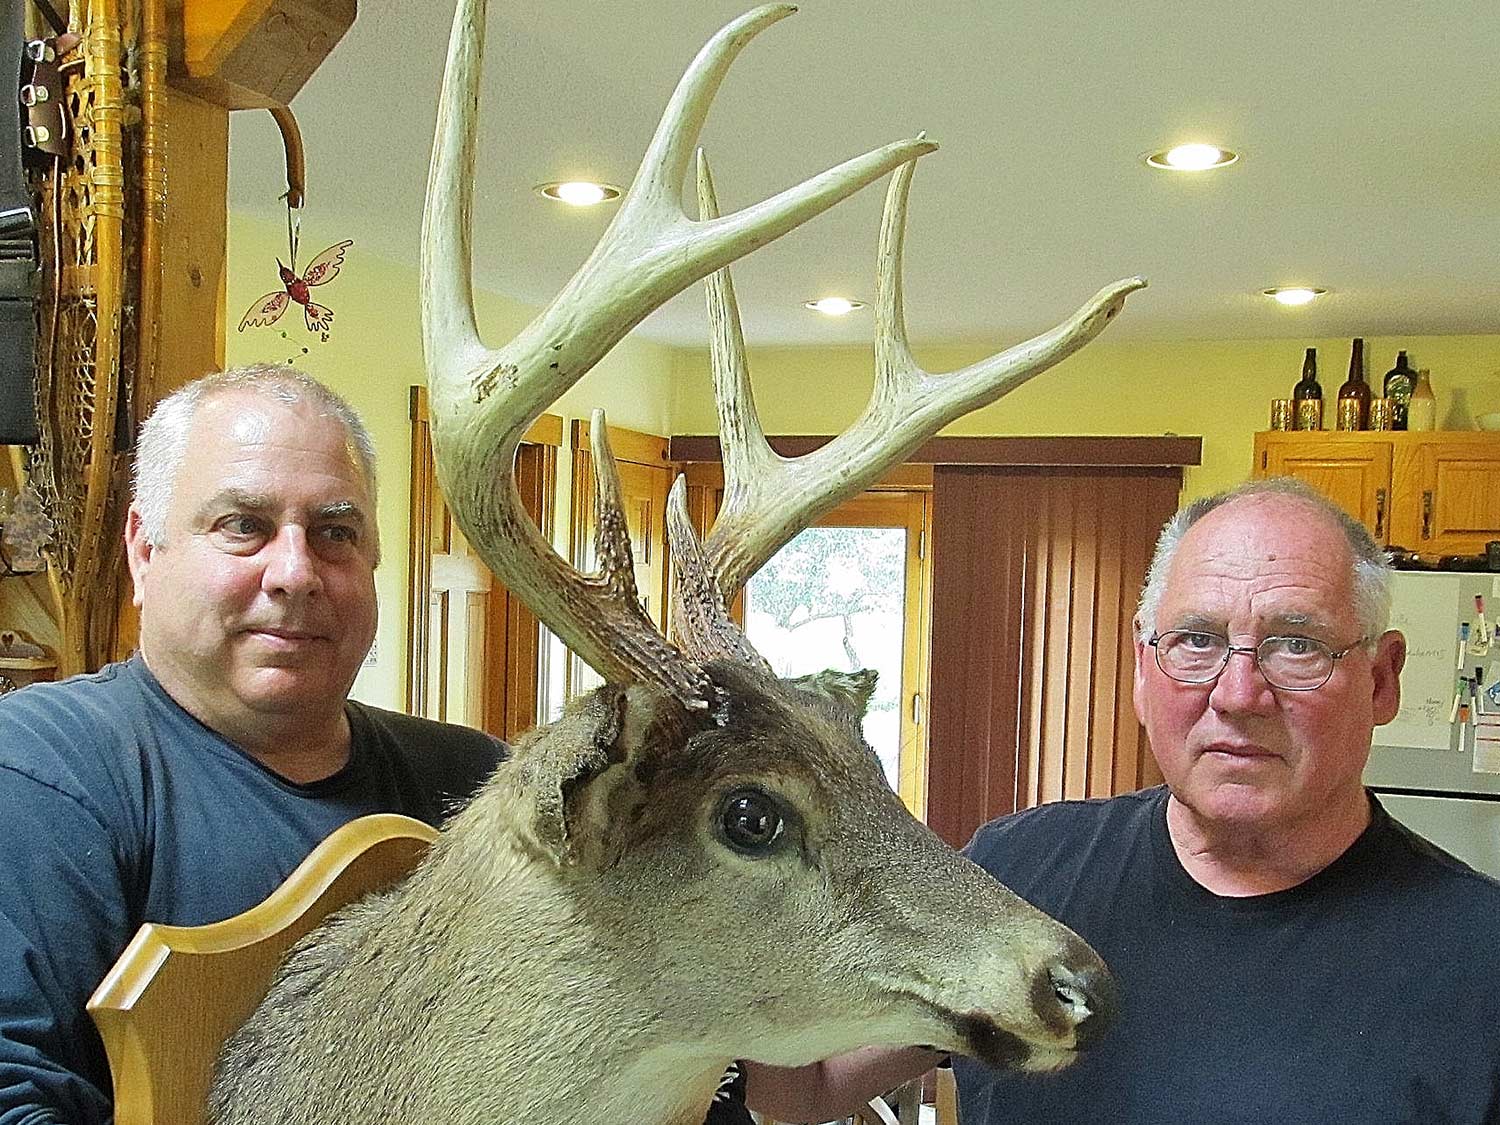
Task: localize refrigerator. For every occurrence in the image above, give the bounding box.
[1364,570,1500,880]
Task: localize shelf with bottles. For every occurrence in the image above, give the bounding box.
[1280,339,1437,434]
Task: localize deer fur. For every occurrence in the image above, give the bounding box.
[209,665,1113,1125]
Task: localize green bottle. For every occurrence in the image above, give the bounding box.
[1382,350,1417,430]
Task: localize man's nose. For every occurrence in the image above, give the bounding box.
[1208,647,1274,711]
[261,527,323,596]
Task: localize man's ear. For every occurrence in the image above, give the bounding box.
[1131,629,1152,728]
[124,505,153,609]
[1371,629,1407,727]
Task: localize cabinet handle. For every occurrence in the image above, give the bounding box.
[1374,489,1386,539]
[1421,490,1433,540]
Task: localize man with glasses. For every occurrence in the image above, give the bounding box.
[747,477,1500,1123]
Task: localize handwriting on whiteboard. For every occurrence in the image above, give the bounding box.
[1375,573,1460,752]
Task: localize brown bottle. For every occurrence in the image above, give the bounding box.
[1337,337,1371,430]
[1292,347,1322,429]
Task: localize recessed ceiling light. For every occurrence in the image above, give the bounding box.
[535,180,623,206]
[803,297,865,316]
[1144,143,1239,171]
[1262,287,1327,306]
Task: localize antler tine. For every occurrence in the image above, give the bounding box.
[666,477,769,672]
[628,5,796,211]
[871,148,923,406]
[674,150,787,668]
[868,152,1146,429]
[421,0,938,699]
[701,156,1148,599]
[420,0,487,375]
[591,414,714,707]
[696,151,778,502]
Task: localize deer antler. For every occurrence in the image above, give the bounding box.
[682,150,1147,605]
[421,0,936,707]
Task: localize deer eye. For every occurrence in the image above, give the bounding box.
[719,788,785,854]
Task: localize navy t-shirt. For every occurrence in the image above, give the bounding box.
[0,656,504,1124]
[954,786,1500,1124]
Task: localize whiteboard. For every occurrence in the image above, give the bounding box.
[1375,573,1461,751]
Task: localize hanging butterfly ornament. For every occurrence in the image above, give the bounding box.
[237,202,352,343]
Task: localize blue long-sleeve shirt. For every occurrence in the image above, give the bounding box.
[0,655,504,1124]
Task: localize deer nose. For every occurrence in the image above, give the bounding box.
[1045,955,1118,1049]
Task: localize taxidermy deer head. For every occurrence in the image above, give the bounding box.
[209,4,1144,1124]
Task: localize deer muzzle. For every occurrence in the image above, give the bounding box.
[947,933,1118,1072]
[1041,946,1118,1050]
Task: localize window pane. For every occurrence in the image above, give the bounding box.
[745,526,908,790]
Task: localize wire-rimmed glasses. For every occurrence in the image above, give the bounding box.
[1147,630,1369,692]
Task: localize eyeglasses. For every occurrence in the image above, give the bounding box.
[1147,630,1369,692]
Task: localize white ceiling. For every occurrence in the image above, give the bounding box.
[227,0,1500,349]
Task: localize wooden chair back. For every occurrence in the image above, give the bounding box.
[934,1065,957,1125]
[86,813,437,1125]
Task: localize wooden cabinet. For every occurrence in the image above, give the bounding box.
[1255,434,1394,541]
[1254,431,1500,555]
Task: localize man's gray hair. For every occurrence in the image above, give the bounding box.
[1135,477,1393,643]
[132,364,378,547]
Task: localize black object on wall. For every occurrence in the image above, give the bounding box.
[0,277,36,446]
[2,0,40,445]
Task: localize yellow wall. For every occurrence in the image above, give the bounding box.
[9,209,1499,713]
[226,214,675,708]
[224,209,1500,711]
[671,335,1500,501]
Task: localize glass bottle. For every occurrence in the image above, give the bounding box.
[1336,337,1370,430]
[1382,350,1417,431]
[1407,368,1437,431]
[1292,347,1322,430]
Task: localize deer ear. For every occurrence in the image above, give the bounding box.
[519,685,693,868]
[788,667,879,719]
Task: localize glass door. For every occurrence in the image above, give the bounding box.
[744,491,931,814]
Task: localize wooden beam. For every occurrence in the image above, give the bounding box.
[154,87,227,398]
[167,0,357,110]
[113,86,227,660]
[668,434,1203,468]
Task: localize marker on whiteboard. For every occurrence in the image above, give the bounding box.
[1457,623,1470,671]
[1469,599,1491,655]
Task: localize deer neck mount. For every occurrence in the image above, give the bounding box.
[210,4,1140,1122]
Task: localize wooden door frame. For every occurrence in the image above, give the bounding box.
[783,489,934,814]
[674,464,937,812]
[406,386,562,737]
